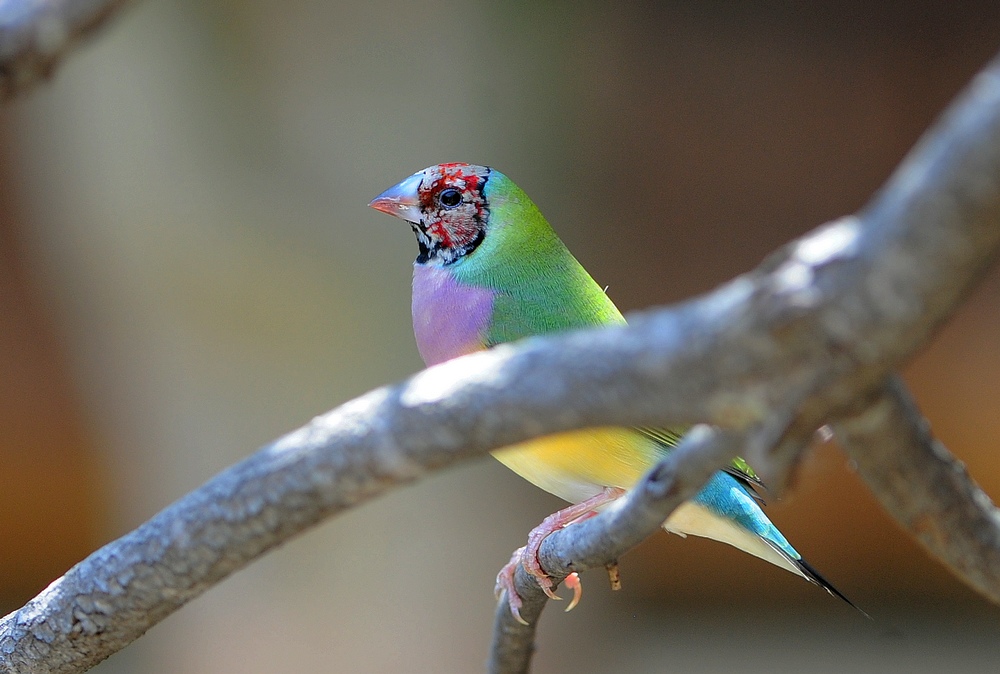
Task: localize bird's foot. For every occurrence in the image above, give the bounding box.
[494,550,583,625]
[495,547,530,625]
[494,487,625,623]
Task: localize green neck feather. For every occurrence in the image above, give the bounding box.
[449,171,625,346]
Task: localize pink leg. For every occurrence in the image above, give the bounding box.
[495,487,625,623]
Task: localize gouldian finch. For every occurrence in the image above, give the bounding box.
[370,163,857,622]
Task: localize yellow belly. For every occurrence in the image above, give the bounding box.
[492,427,807,578]
[491,427,666,504]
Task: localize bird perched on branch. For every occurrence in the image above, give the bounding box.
[370,162,858,623]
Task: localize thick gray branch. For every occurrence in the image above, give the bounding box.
[834,376,1000,603]
[0,0,134,100]
[0,43,999,674]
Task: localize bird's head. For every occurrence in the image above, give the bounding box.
[369,163,493,265]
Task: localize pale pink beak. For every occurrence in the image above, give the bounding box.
[369,171,423,224]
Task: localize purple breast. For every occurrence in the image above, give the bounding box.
[411,264,495,366]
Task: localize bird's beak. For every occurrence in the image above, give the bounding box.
[369,172,423,225]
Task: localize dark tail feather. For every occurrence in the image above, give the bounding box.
[796,558,871,620]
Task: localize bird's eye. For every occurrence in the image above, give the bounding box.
[438,188,463,209]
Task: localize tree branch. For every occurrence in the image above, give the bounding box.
[0,42,998,674]
[834,375,1000,604]
[0,0,134,100]
[485,51,1000,665]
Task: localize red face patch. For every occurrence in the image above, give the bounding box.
[416,163,491,256]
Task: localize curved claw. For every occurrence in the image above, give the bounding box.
[505,590,529,627]
[563,572,583,612]
[495,548,530,625]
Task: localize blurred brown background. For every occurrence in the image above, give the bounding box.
[2,1,1000,672]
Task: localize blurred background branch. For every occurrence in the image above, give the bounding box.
[3,2,1000,673]
[835,376,1000,605]
[0,0,134,99]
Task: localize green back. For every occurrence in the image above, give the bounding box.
[449,171,625,346]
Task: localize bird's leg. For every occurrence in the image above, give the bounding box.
[495,487,625,623]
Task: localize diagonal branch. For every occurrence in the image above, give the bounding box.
[0,43,999,674]
[834,375,1000,603]
[0,0,135,100]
